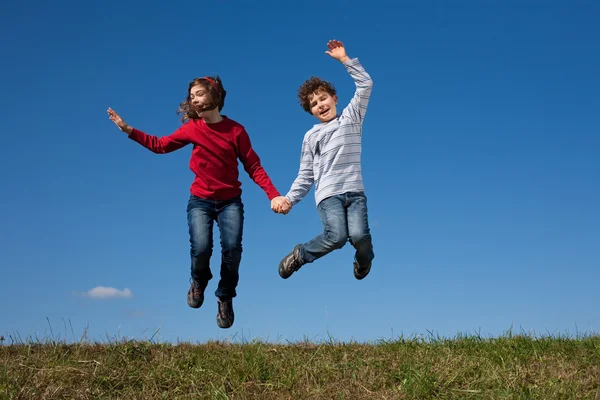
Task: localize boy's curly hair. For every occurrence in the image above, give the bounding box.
[297,77,336,114]
[177,76,227,123]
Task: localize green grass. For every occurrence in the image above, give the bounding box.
[1,331,600,399]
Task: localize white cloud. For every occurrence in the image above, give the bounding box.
[83,286,133,299]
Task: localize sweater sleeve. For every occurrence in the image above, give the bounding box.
[340,58,373,126]
[236,128,281,200]
[284,136,314,206]
[128,123,192,153]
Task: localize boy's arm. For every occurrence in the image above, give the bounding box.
[325,40,373,125]
[285,137,314,206]
[107,107,191,153]
[236,127,281,200]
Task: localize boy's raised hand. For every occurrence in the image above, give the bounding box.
[107,107,133,134]
[325,40,350,63]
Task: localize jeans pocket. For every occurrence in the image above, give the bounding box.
[187,194,211,213]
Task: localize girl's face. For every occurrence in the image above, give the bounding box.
[189,84,213,116]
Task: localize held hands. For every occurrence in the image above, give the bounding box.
[107,107,133,134]
[271,196,292,215]
[325,40,350,63]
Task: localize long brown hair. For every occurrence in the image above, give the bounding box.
[177,76,227,123]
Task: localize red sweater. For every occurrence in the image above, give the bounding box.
[128,116,280,201]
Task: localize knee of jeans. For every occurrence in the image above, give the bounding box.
[349,230,371,246]
[325,229,347,250]
[190,240,212,259]
[221,242,242,258]
[191,249,212,261]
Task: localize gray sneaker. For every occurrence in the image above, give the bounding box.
[353,259,372,280]
[279,244,305,279]
[187,279,206,308]
[216,299,234,329]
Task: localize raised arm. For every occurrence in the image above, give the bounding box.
[325,40,373,124]
[107,107,190,153]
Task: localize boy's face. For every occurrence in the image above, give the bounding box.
[309,90,338,123]
[189,84,213,116]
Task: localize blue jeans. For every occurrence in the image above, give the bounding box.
[300,192,374,266]
[187,195,244,300]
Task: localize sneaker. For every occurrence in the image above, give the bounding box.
[279,244,305,279]
[353,259,372,280]
[216,298,234,329]
[187,279,206,308]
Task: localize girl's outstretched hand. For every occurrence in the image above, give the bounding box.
[107,108,133,134]
[325,40,350,63]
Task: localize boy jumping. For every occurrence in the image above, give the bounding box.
[277,39,375,280]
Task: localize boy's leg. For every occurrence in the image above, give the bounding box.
[279,195,348,279]
[302,195,349,262]
[347,192,374,279]
[186,195,215,308]
[214,197,244,328]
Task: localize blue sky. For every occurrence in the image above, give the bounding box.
[1,0,598,344]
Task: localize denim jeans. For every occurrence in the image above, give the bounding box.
[300,192,374,266]
[187,195,244,300]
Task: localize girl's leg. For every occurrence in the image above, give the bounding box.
[215,197,244,301]
[187,195,215,285]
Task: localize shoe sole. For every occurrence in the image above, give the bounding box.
[354,264,371,280]
[187,293,204,309]
[216,317,233,329]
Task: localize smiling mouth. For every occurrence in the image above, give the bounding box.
[320,109,330,116]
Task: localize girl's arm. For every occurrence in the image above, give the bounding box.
[236,127,281,200]
[107,107,191,153]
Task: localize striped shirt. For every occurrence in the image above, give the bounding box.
[285,57,373,206]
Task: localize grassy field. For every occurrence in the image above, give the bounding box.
[1,331,599,399]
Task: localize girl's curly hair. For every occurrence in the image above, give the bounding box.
[177,76,227,123]
[297,77,336,114]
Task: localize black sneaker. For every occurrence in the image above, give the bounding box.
[353,259,372,280]
[216,299,234,329]
[187,279,206,308]
[279,244,305,279]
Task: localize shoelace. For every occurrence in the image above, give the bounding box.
[290,252,302,271]
[219,301,232,318]
[354,259,367,270]
[190,280,202,297]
